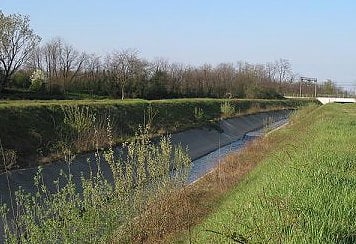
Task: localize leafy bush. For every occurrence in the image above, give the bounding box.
[29,69,45,92]
[194,107,205,122]
[220,101,236,118]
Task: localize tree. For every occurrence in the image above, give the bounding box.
[265,62,277,81]
[0,11,41,92]
[276,58,291,83]
[145,70,169,99]
[106,49,143,99]
[29,69,45,91]
[322,79,336,95]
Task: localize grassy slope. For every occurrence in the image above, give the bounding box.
[0,98,315,169]
[188,104,356,243]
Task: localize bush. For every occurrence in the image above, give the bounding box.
[245,84,283,99]
[29,69,45,92]
[10,71,31,89]
[220,101,236,118]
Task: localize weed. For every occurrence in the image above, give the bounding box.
[220,101,235,118]
[194,107,205,122]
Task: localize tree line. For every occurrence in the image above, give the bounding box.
[0,11,345,99]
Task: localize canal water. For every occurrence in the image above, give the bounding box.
[188,118,288,183]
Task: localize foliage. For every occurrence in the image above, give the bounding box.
[0,98,316,170]
[0,11,41,91]
[59,106,109,152]
[193,107,205,122]
[0,11,348,97]
[10,71,31,89]
[144,70,169,99]
[0,123,191,243]
[220,101,236,118]
[29,69,45,91]
[245,84,284,99]
[0,147,17,171]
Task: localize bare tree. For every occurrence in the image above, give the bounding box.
[215,63,235,96]
[276,58,291,83]
[265,62,277,81]
[151,57,170,72]
[59,42,87,89]
[0,11,41,91]
[34,38,87,91]
[106,49,142,99]
[168,62,186,95]
[83,53,102,82]
[42,38,62,86]
[26,46,43,70]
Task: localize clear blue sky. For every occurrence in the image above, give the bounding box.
[1,0,356,89]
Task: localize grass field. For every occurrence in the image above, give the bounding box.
[184,103,356,243]
[0,98,315,170]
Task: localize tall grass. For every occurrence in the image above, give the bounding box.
[0,117,191,243]
[58,105,114,153]
[220,101,236,118]
[189,104,356,243]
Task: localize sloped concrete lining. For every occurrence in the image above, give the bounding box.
[0,110,292,208]
[171,110,292,160]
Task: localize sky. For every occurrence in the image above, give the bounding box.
[1,0,356,90]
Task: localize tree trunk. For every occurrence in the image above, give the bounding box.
[121,84,125,100]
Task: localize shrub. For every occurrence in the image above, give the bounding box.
[29,69,45,92]
[194,107,205,122]
[220,101,235,118]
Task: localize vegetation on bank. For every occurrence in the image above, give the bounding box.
[2,101,353,243]
[184,104,356,243]
[0,98,316,170]
[1,127,191,243]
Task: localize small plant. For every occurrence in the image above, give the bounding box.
[29,69,45,92]
[58,105,113,153]
[144,104,158,132]
[194,107,205,122]
[221,101,235,118]
[0,148,17,171]
[263,116,275,132]
[62,106,95,135]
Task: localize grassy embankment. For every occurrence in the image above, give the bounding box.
[178,103,356,243]
[0,98,314,170]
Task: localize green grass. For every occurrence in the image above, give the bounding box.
[0,88,109,100]
[0,98,317,170]
[188,103,356,243]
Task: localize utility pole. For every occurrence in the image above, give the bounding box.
[314,79,317,97]
[300,76,317,97]
[299,78,302,97]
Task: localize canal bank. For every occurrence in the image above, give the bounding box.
[0,110,292,207]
